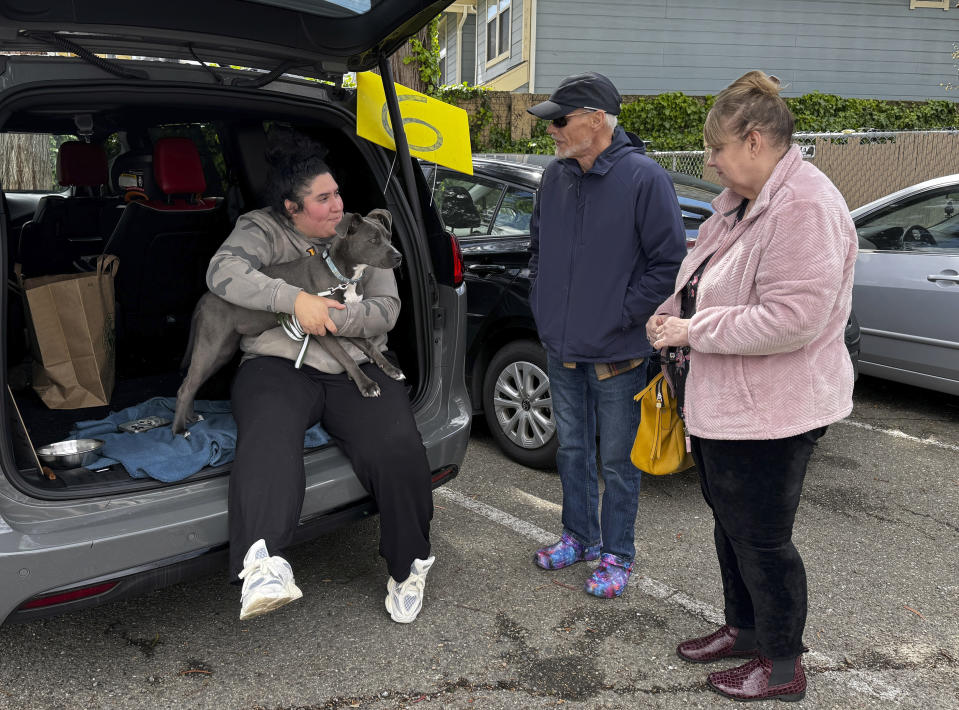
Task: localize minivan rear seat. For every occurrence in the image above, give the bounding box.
[102,137,230,364]
[17,141,123,277]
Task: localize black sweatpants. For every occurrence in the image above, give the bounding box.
[690,427,826,659]
[228,356,433,582]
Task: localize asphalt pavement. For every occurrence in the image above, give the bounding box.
[0,375,956,710]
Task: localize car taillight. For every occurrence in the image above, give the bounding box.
[18,581,118,610]
[431,463,459,487]
[449,232,464,287]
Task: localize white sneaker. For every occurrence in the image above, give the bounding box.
[385,556,435,624]
[238,539,303,620]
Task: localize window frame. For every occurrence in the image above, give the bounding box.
[855,185,959,254]
[485,0,512,68]
[432,169,508,238]
[489,184,535,237]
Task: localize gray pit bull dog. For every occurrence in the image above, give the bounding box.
[172,208,405,435]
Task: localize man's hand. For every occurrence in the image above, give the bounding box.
[293,291,346,336]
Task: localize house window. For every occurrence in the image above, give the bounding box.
[486,0,511,63]
[909,0,949,9]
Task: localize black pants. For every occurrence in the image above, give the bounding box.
[690,427,825,659]
[228,356,433,582]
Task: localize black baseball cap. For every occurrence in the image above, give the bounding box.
[527,71,622,120]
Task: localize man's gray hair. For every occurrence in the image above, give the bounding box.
[605,113,618,130]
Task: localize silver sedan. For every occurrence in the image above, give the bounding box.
[852,174,959,395]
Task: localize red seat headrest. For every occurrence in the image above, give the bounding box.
[57,141,108,188]
[153,137,207,196]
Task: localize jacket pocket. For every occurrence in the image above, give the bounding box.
[734,356,756,409]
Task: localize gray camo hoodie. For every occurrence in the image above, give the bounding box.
[206,207,400,373]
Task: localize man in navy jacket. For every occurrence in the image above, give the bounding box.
[528,72,686,598]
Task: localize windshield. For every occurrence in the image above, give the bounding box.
[243,0,374,17]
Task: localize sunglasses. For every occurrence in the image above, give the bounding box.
[551,107,601,127]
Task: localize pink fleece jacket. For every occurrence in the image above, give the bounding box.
[658,146,858,440]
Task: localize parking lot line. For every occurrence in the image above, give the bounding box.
[436,487,724,625]
[839,418,959,452]
[435,486,906,701]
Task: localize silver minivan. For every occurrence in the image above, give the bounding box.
[0,0,468,625]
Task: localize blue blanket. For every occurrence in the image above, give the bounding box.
[70,396,330,483]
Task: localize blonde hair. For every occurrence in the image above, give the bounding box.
[704,71,794,149]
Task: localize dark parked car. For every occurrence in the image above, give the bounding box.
[424,156,860,469]
[0,0,469,625]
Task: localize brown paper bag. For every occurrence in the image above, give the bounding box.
[19,255,119,409]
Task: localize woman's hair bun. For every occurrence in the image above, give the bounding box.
[732,70,784,97]
[265,125,329,169]
[704,69,794,149]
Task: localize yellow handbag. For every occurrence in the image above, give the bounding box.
[630,372,695,476]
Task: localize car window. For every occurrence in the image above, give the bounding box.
[490,187,534,236]
[0,133,76,192]
[432,172,504,237]
[857,187,959,252]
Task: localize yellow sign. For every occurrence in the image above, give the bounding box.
[356,71,473,175]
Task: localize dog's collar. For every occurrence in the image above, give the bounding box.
[321,247,362,285]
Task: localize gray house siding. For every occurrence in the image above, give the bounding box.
[440,16,456,85]
[441,11,476,85]
[477,0,526,85]
[462,14,476,85]
[534,0,959,100]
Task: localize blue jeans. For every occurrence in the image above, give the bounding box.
[548,356,646,562]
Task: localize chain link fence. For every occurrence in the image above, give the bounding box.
[648,151,706,178]
[783,130,959,209]
[653,132,959,210]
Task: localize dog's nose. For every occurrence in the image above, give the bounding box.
[391,252,403,267]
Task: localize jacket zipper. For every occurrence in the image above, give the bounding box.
[559,173,582,360]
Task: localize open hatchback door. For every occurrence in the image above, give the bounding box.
[0,0,468,625]
[0,0,453,76]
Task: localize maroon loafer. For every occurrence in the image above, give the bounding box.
[676,624,759,664]
[707,656,806,702]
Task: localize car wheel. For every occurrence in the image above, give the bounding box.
[482,340,558,469]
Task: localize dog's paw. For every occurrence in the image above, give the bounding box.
[359,381,381,397]
[382,365,405,381]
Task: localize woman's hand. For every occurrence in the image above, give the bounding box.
[646,314,666,346]
[652,316,691,350]
[293,291,346,336]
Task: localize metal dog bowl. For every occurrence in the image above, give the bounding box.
[36,438,104,469]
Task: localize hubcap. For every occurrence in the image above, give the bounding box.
[492,360,554,450]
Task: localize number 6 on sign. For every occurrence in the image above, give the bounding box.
[356,71,473,175]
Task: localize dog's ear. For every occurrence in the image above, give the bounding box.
[335,212,365,237]
[366,208,393,234]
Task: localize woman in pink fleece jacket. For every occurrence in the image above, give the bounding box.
[647,72,857,703]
